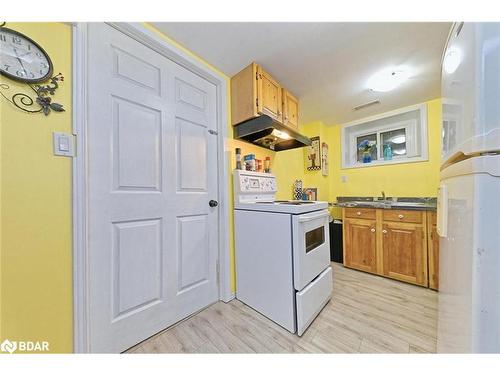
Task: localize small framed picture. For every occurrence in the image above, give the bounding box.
[307,136,321,171]
[303,188,317,201]
[321,142,329,176]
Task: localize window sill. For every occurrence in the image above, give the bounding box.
[341,156,429,170]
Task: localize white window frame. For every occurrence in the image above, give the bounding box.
[341,103,428,169]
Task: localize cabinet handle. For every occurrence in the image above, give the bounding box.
[370,228,375,232]
[357,211,362,215]
[398,214,404,219]
[382,229,388,234]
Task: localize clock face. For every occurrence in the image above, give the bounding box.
[0,27,53,83]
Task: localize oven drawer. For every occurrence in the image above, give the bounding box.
[296,266,332,336]
[344,207,376,219]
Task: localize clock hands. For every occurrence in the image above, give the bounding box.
[13,46,29,77]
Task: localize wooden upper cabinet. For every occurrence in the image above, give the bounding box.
[381,221,428,287]
[282,89,299,129]
[230,63,259,126]
[343,218,377,274]
[257,66,282,123]
[427,211,439,290]
[230,62,298,128]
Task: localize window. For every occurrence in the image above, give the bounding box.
[305,226,325,253]
[341,103,428,168]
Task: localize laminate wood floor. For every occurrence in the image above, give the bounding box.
[126,263,438,354]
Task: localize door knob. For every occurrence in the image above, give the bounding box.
[209,200,219,208]
[382,229,388,234]
[370,228,375,232]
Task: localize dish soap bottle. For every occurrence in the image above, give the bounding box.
[384,143,393,160]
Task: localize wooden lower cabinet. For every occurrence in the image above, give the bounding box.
[427,212,439,290]
[343,219,377,274]
[381,222,428,287]
[343,208,435,288]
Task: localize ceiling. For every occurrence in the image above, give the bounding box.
[152,22,451,125]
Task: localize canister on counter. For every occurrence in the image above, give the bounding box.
[264,156,271,173]
[235,148,242,170]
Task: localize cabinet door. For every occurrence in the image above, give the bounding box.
[343,218,377,274]
[282,89,299,129]
[427,212,439,290]
[382,222,428,286]
[257,66,282,122]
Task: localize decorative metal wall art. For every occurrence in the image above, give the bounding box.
[0,74,65,115]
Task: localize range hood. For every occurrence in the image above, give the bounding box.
[233,115,311,151]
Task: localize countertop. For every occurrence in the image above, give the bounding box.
[330,196,437,211]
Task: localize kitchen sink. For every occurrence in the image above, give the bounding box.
[390,201,434,208]
[339,201,391,208]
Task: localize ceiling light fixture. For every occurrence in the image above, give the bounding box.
[367,66,411,92]
[443,48,462,74]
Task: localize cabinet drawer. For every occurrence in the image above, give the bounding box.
[344,208,376,220]
[382,209,423,223]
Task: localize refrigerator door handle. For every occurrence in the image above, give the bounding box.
[437,184,448,238]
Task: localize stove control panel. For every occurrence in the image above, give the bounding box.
[233,170,277,203]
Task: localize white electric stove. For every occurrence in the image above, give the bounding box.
[233,170,332,336]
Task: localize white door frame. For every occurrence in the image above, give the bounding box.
[71,22,233,353]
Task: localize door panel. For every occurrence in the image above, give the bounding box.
[257,66,282,122]
[88,23,219,353]
[283,89,299,129]
[382,222,427,286]
[112,219,162,319]
[343,218,377,273]
[177,215,209,293]
[112,97,162,191]
[176,118,207,191]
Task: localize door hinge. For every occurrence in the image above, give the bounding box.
[256,98,259,108]
[256,71,259,80]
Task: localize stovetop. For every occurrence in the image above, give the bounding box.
[234,199,328,214]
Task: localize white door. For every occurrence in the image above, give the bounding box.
[87,23,219,353]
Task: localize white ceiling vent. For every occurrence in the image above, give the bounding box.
[353,100,381,111]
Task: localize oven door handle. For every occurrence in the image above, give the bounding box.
[297,210,329,223]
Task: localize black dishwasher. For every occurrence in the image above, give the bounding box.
[329,219,343,263]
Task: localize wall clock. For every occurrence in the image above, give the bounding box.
[0,24,65,116]
[0,27,53,83]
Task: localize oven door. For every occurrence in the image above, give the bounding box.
[292,209,331,291]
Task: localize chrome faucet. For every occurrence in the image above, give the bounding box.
[381,191,386,201]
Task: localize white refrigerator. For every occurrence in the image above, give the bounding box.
[437,22,500,353]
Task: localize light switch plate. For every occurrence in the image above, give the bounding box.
[53,132,75,157]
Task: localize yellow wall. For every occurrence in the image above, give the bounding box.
[0,23,73,352]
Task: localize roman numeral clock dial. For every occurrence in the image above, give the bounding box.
[0,27,53,83]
